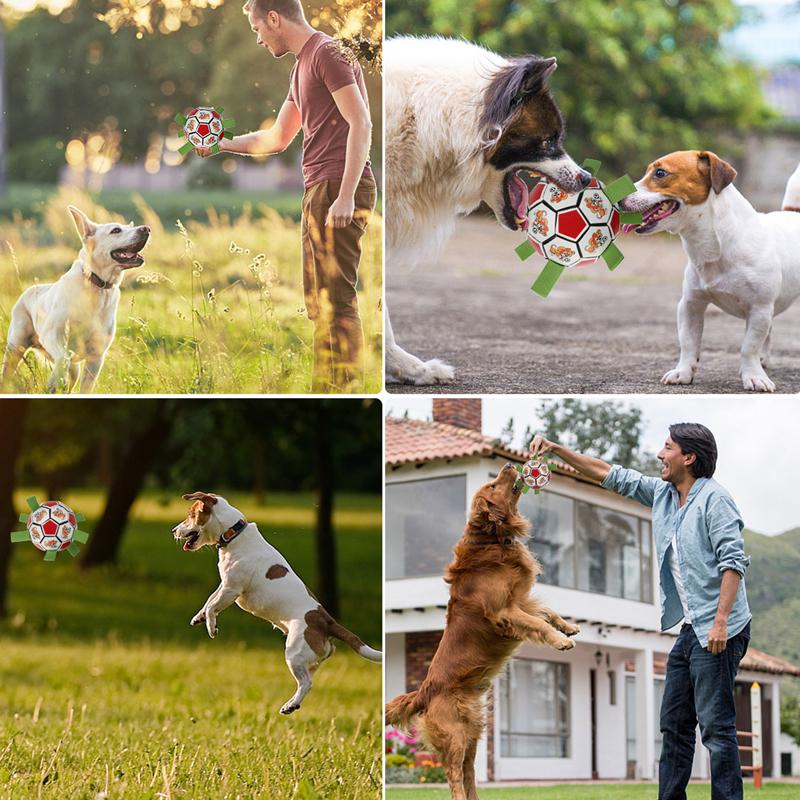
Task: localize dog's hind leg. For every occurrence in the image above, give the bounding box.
[280,621,325,715]
[2,301,35,388]
[80,354,106,393]
[385,307,455,386]
[421,699,470,800]
[462,736,480,800]
[740,305,776,392]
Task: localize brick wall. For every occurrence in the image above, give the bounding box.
[432,398,482,431]
[405,630,443,689]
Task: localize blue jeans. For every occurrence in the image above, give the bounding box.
[658,621,751,800]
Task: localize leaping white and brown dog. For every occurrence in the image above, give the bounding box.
[620,151,800,392]
[1,205,149,393]
[172,492,382,715]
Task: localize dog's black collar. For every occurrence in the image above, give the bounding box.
[88,271,115,290]
[217,518,247,548]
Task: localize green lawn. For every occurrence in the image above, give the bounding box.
[385,784,797,800]
[0,490,382,799]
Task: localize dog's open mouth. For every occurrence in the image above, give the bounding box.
[504,171,530,230]
[626,199,680,234]
[111,238,148,268]
[181,532,200,551]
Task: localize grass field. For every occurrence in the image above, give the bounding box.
[0,186,382,394]
[385,784,798,799]
[0,490,382,799]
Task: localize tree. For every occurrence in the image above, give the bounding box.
[80,400,177,568]
[536,398,659,475]
[386,0,772,176]
[782,694,800,746]
[0,399,29,618]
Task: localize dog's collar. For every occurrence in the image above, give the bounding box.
[465,535,515,547]
[88,271,115,290]
[217,518,248,548]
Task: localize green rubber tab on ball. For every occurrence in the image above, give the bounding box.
[75,512,86,522]
[18,513,28,523]
[210,143,220,155]
[175,113,187,125]
[67,543,80,557]
[10,531,29,543]
[222,131,234,141]
[44,551,57,562]
[516,240,536,261]
[73,529,89,544]
[215,106,224,113]
[179,141,195,156]
[605,175,637,205]
[26,496,38,511]
[619,211,643,224]
[532,260,565,297]
[222,118,235,128]
[582,158,602,175]
[603,243,624,271]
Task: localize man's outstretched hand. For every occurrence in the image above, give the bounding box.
[326,195,355,228]
[529,434,556,458]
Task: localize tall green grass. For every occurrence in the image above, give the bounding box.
[0,187,382,394]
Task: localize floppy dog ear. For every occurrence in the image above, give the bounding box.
[68,206,97,240]
[182,492,218,507]
[698,152,737,195]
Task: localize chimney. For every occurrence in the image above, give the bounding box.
[432,399,482,432]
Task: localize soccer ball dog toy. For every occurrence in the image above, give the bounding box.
[515,159,643,297]
[514,459,552,495]
[175,106,236,156]
[10,496,89,561]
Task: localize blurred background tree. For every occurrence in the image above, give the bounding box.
[386,0,774,176]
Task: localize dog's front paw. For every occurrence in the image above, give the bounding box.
[280,701,300,715]
[416,359,455,385]
[190,611,206,627]
[205,617,218,639]
[564,623,580,637]
[741,370,776,393]
[553,636,575,651]
[661,366,694,386]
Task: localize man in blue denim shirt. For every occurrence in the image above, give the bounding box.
[531,423,751,800]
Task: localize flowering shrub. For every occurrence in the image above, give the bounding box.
[385,728,446,784]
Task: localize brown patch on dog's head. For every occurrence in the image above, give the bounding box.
[266,564,289,580]
[467,464,529,541]
[641,150,737,205]
[481,56,565,172]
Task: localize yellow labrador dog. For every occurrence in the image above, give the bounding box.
[173,492,382,715]
[1,206,149,392]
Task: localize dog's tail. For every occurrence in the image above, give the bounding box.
[782,164,800,212]
[385,690,425,727]
[329,620,382,663]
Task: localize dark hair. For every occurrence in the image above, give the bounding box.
[243,0,304,21]
[668,423,717,479]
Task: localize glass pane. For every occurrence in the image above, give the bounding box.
[519,491,575,588]
[576,502,640,600]
[641,521,653,603]
[654,679,666,761]
[386,476,467,579]
[498,659,570,758]
[625,676,637,762]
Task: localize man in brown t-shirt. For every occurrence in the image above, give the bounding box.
[200,0,376,392]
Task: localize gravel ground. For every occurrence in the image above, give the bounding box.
[386,216,800,394]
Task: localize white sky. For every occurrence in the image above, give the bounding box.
[385,396,800,537]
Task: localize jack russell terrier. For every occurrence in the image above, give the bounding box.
[172,492,382,715]
[1,205,149,393]
[620,150,800,392]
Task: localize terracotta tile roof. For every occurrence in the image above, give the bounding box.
[386,415,585,479]
[741,647,800,677]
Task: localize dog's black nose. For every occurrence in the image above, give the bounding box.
[577,168,592,188]
[138,226,150,235]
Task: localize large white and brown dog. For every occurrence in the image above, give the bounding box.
[385,36,591,385]
[620,151,800,392]
[173,492,381,715]
[1,206,149,393]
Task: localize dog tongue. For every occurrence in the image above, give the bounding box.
[622,223,639,234]
[510,172,529,220]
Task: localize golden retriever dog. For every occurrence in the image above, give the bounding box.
[385,463,579,800]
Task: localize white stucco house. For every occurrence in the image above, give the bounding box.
[385,400,800,783]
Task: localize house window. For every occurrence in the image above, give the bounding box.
[520,491,653,603]
[654,678,666,761]
[521,490,575,588]
[625,676,637,763]
[498,658,570,758]
[576,502,651,602]
[386,475,467,579]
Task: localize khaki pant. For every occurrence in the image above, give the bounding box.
[301,175,377,392]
